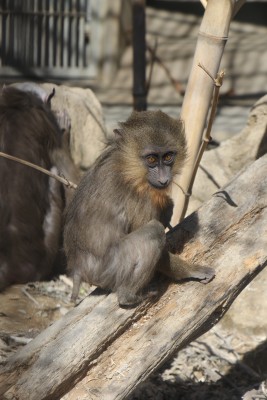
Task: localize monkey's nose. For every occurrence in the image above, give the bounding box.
[158,179,169,187]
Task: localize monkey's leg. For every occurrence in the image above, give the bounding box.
[158,251,215,283]
[108,220,166,307]
[43,168,63,268]
[71,272,82,302]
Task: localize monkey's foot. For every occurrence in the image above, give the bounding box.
[190,265,215,284]
[118,284,160,308]
[117,289,143,308]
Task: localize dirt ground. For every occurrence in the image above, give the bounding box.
[0,271,266,400]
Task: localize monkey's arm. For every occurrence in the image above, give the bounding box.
[157,250,215,283]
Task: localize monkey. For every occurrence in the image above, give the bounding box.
[10,82,80,202]
[0,85,79,291]
[10,82,56,106]
[64,110,215,307]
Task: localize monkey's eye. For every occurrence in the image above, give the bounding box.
[145,155,158,166]
[163,152,175,164]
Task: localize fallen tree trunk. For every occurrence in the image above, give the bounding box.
[1,155,267,400]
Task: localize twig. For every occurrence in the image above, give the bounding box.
[59,275,73,288]
[146,38,158,94]
[172,180,191,197]
[0,151,77,189]
[198,339,261,379]
[9,336,32,345]
[21,287,40,307]
[193,64,225,177]
[146,42,184,94]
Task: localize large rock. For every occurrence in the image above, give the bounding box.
[187,95,267,215]
[41,83,107,169]
[189,95,267,335]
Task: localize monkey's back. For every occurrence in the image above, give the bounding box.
[0,88,62,288]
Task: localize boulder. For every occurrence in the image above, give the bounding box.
[41,83,107,170]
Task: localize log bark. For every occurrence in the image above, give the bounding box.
[1,154,267,400]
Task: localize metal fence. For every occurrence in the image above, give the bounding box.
[0,0,95,80]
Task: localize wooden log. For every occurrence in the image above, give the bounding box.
[1,154,267,400]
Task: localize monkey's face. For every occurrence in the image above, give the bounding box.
[141,146,176,189]
[116,110,187,198]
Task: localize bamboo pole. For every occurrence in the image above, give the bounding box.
[171,0,238,225]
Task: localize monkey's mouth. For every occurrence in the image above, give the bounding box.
[150,181,170,190]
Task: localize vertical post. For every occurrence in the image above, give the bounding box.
[171,0,236,225]
[132,0,147,111]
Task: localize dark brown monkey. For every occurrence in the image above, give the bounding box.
[0,85,79,291]
[64,110,215,306]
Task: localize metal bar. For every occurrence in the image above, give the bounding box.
[44,0,49,67]
[69,0,74,67]
[33,0,39,67]
[68,0,77,67]
[48,0,53,68]
[8,0,14,63]
[0,0,91,77]
[13,0,18,63]
[36,0,42,66]
[23,0,29,64]
[63,0,70,67]
[53,0,59,67]
[132,0,147,111]
[59,0,64,66]
[78,0,85,67]
[84,0,91,68]
[0,1,2,66]
[40,0,46,67]
[0,0,7,66]
[0,10,85,17]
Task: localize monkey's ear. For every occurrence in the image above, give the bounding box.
[113,128,123,140]
[46,88,56,107]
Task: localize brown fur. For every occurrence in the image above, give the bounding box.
[0,86,79,290]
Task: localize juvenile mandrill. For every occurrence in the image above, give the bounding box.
[64,110,214,306]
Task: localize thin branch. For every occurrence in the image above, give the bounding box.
[21,288,40,307]
[146,42,184,94]
[146,38,158,94]
[0,151,77,189]
[234,0,246,17]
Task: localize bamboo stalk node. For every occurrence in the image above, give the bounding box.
[198,31,228,42]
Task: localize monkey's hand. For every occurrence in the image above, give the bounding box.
[157,251,215,284]
[54,108,71,135]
